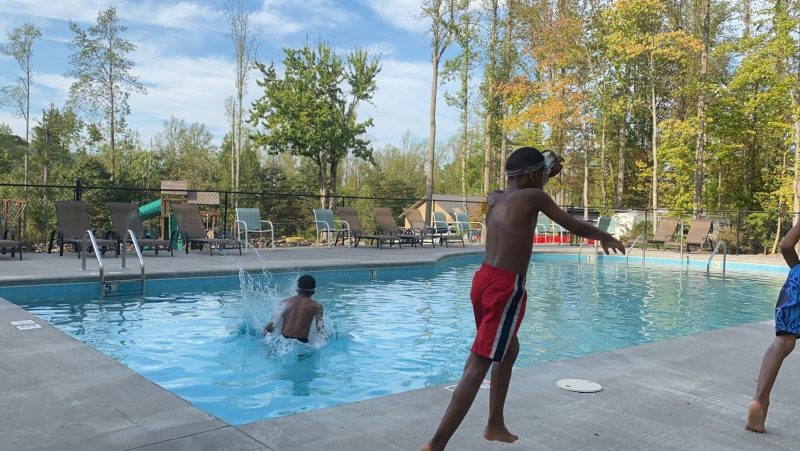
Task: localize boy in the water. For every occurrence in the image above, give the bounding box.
[746,221,800,433]
[265,275,326,342]
[421,147,625,451]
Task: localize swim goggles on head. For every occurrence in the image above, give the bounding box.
[505,150,559,180]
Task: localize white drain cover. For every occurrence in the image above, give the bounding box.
[556,379,603,393]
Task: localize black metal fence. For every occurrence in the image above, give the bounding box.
[0,180,794,255]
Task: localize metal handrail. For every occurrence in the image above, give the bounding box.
[707,240,728,277]
[626,235,645,266]
[121,229,145,293]
[578,240,585,263]
[81,230,104,296]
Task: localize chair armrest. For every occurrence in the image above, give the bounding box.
[260,220,274,231]
[336,220,350,232]
[235,220,248,232]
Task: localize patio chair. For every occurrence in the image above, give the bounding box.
[536,213,567,244]
[374,208,421,247]
[667,218,712,253]
[433,211,465,247]
[0,229,22,260]
[48,200,118,258]
[108,202,174,256]
[235,207,274,249]
[448,209,484,243]
[313,208,351,247]
[649,218,678,250]
[596,217,615,234]
[337,207,402,249]
[403,208,445,247]
[171,203,241,256]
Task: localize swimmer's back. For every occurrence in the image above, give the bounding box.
[281,295,322,340]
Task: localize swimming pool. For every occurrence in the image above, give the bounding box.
[8,255,786,425]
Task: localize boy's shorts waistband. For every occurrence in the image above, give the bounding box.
[479,263,526,281]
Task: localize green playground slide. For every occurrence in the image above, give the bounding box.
[138,199,182,249]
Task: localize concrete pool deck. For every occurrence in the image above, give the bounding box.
[1,245,797,450]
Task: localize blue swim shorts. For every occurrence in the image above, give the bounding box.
[775,264,800,336]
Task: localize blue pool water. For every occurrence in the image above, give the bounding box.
[12,257,786,425]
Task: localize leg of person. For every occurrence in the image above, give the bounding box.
[746,334,796,432]
[421,352,493,451]
[484,334,520,443]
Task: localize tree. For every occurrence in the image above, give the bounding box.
[250,41,380,208]
[443,7,477,212]
[0,23,42,187]
[66,6,146,182]
[482,0,500,200]
[226,0,258,192]
[695,0,710,216]
[421,0,463,225]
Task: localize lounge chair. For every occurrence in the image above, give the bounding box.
[446,208,483,243]
[402,209,445,246]
[171,203,241,256]
[0,229,21,260]
[432,211,465,247]
[235,207,274,249]
[649,218,678,250]
[667,218,712,252]
[107,202,173,256]
[313,208,351,247]
[337,207,402,249]
[596,217,615,234]
[536,213,567,244]
[374,208,421,247]
[48,200,118,258]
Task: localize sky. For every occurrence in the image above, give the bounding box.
[0,0,462,149]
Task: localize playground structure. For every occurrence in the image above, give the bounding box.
[130,181,222,249]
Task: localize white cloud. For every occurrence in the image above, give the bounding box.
[360,57,458,147]
[251,0,360,35]
[360,0,428,34]
[0,0,222,31]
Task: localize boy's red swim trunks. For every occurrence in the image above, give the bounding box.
[470,263,527,362]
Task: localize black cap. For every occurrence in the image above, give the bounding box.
[298,275,316,292]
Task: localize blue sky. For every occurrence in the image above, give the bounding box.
[0,0,462,148]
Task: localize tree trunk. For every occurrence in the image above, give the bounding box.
[499,129,508,190]
[583,128,590,221]
[650,53,658,233]
[230,99,236,190]
[329,158,339,209]
[425,50,440,226]
[717,169,722,210]
[483,0,498,198]
[600,118,607,205]
[793,21,800,225]
[695,0,710,217]
[235,102,241,191]
[743,0,751,39]
[615,111,627,209]
[461,51,469,213]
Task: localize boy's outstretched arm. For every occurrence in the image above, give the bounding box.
[533,190,625,255]
[264,300,287,335]
[780,220,800,267]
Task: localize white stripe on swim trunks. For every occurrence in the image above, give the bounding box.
[490,274,520,360]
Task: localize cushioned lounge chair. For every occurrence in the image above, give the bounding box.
[374,208,421,247]
[48,200,117,258]
[337,207,401,249]
[108,202,173,256]
[235,207,274,249]
[449,209,484,243]
[171,203,241,256]
[667,218,712,252]
[313,208,350,247]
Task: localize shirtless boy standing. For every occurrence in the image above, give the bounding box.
[265,275,326,343]
[421,147,625,451]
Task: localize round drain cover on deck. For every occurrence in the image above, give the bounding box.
[556,379,603,393]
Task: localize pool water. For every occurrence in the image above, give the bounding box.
[15,258,785,425]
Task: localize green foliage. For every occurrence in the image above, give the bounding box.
[250,40,380,207]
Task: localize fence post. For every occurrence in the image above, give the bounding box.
[74,179,82,201]
[222,191,229,238]
[736,210,742,255]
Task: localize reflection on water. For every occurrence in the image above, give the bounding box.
[14,259,784,425]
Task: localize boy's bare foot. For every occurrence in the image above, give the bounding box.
[483,424,519,443]
[419,442,434,451]
[746,400,766,433]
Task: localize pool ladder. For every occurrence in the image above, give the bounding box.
[706,240,728,278]
[626,235,646,266]
[82,230,145,296]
